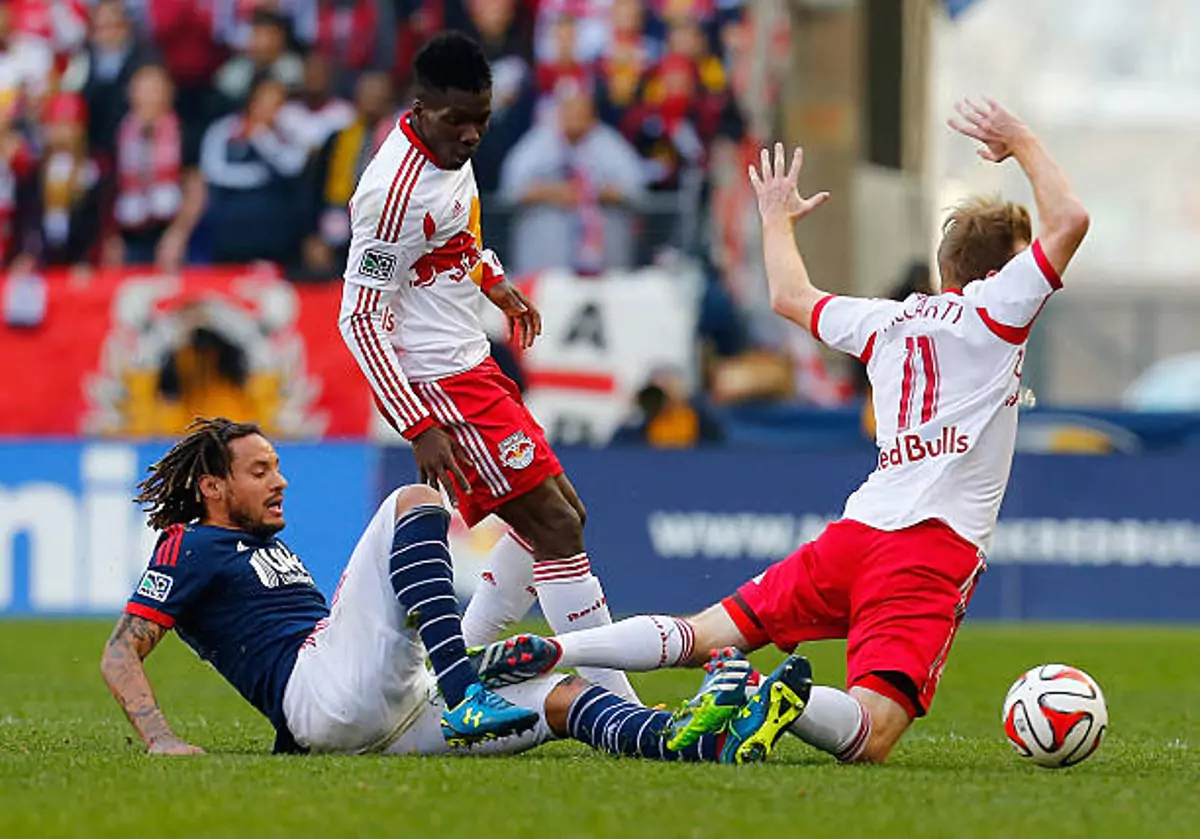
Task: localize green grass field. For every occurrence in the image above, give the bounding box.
[1,620,1197,839]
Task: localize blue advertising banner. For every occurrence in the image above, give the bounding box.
[6,441,1198,622]
[383,448,1200,623]
[0,440,374,615]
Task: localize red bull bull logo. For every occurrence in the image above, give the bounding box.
[411,231,481,288]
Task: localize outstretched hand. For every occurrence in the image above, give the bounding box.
[748,142,830,226]
[947,97,1034,163]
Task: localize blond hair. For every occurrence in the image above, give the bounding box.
[936,195,1032,289]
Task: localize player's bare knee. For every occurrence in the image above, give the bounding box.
[543,674,590,736]
[554,475,587,528]
[392,484,443,519]
[500,480,584,558]
[528,498,584,558]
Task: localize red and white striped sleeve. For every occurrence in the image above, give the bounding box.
[338,154,438,439]
[338,282,435,440]
[343,144,429,291]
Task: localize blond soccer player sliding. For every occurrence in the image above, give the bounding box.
[473,98,1090,765]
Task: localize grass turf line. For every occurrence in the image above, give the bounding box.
[0,620,1197,838]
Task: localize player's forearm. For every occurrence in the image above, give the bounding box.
[1011,133,1089,268]
[100,641,176,747]
[762,218,827,332]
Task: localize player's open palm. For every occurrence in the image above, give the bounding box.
[147,736,205,756]
[748,143,829,226]
[948,97,1034,163]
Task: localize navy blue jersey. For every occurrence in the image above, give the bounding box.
[126,523,329,745]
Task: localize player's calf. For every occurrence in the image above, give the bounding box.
[548,605,754,672]
[388,485,537,743]
[542,675,727,762]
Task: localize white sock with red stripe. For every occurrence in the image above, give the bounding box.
[461,532,537,647]
[534,554,641,702]
[551,614,695,673]
[787,687,872,762]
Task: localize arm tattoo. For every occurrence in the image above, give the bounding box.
[107,614,167,656]
[102,614,176,746]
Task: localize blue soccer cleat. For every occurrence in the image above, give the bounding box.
[666,647,759,751]
[469,634,562,688]
[720,654,813,764]
[440,683,540,746]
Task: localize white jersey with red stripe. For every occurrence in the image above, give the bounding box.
[338,113,505,438]
[813,241,1063,552]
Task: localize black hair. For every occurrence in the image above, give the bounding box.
[136,417,263,530]
[413,31,492,95]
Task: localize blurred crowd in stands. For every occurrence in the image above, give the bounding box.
[3,0,885,442]
[0,0,754,278]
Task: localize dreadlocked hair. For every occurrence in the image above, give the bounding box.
[136,417,263,531]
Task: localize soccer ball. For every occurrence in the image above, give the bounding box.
[1002,664,1107,768]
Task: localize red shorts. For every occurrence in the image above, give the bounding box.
[413,358,562,527]
[723,518,985,717]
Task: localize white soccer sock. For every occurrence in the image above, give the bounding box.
[552,614,696,673]
[461,532,537,647]
[788,686,872,762]
[534,554,645,701]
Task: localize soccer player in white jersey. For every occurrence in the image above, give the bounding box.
[474,98,1091,765]
[337,33,634,700]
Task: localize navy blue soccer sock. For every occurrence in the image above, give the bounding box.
[566,685,721,762]
[390,504,476,708]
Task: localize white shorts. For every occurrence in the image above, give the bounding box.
[283,488,565,755]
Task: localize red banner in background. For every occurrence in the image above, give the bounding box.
[1,267,371,437]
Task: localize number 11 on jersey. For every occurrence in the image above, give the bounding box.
[898,336,939,431]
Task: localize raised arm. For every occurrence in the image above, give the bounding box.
[948,98,1089,277]
[100,613,204,755]
[749,143,831,332]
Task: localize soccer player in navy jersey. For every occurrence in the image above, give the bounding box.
[101,417,762,761]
